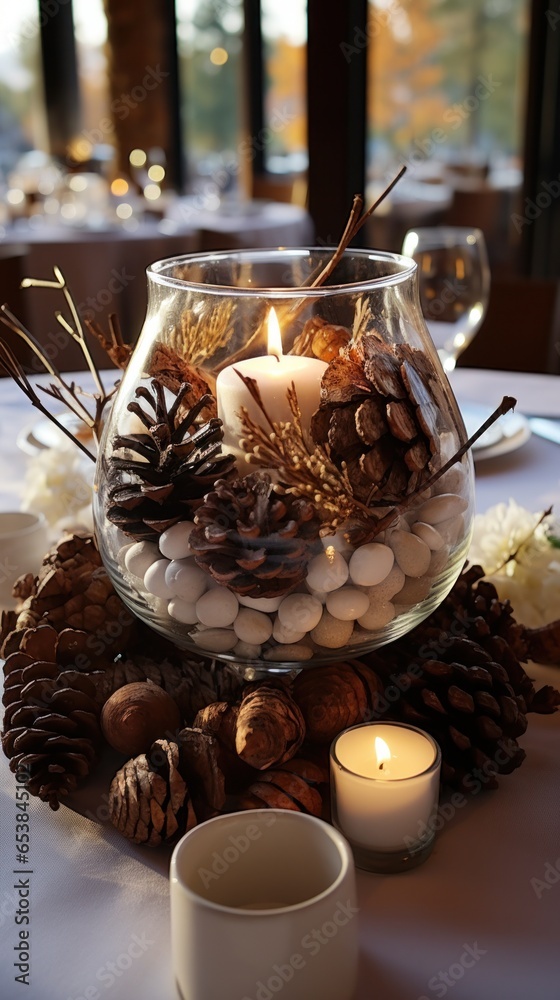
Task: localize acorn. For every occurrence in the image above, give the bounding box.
[101,681,181,756]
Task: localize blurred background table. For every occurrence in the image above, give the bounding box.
[0,200,314,368]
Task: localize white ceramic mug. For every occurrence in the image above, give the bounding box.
[0,511,48,609]
[170,809,358,1000]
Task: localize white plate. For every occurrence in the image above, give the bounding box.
[459,401,531,462]
[17,412,94,456]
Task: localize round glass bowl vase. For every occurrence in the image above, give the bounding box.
[93,248,474,674]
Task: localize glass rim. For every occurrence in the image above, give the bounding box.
[330,721,442,783]
[170,808,353,915]
[146,246,418,296]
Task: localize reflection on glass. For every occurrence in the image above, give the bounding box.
[402,226,490,372]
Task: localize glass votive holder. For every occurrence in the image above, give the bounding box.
[330,722,442,874]
[170,809,358,1000]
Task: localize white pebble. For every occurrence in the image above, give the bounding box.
[159,520,196,560]
[238,594,283,613]
[168,598,199,624]
[436,515,464,546]
[389,530,431,578]
[395,575,433,605]
[196,587,239,627]
[124,541,160,579]
[326,587,369,621]
[366,563,405,602]
[310,611,354,649]
[416,493,468,525]
[165,560,208,602]
[305,583,327,603]
[437,467,466,495]
[411,521,445,551]
[117,543,135,571]
[234,641,262,659]
[358,602,395,630]
[264,644,313,662]
[429,547,450,576]
[143,558,174,599]
[277,593,323,632]
[234,608,274,645]
[190,628,238,652]
[273,617,307,644]
[348,543,394,587]
[306,550,349,593]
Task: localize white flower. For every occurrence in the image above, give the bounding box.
[21,444,94,528]
[469,499,560,627]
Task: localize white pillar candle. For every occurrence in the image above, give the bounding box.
[216,308,327,459]
[330,723,441,853]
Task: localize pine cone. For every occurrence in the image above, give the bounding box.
[106,379,236,542]
[190,474,321,598]
[235,683,306,770]
[311,335,451,502]
[366,631,532,790]
[1,533,132,660]
[194,701,250,788]
[108,728,225,844]
[94,654,242,720]
[293,660,382,743]
[109,738,195,845]
[239,758,327,816]
[2,624,101,809]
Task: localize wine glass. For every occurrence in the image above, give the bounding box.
[402,227,490,373]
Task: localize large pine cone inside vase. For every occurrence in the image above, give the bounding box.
[2,624,101,809]
[189,474,321,599]
[311,335,452,502]
[106,379,236,542]
[1,533,132,660]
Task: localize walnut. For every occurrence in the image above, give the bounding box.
[101,681,181,756]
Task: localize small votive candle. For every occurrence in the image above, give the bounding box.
[330,722,441,873]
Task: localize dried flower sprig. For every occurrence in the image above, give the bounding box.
[237,373,371,533]
[170,298,234,372]
[0,267,123,460]
[238,372,517,540]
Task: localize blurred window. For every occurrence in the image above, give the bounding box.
[0,2,47,178]
[261,0,308,175]
[176,0,245,199]
[73,0,110,146]
[367,0,529,180]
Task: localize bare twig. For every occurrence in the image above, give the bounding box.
[0,341,95,461]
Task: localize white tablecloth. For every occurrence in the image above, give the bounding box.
[0,369,559,1000]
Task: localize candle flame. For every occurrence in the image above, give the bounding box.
[375,737,391,770]
[267,307,283,360]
